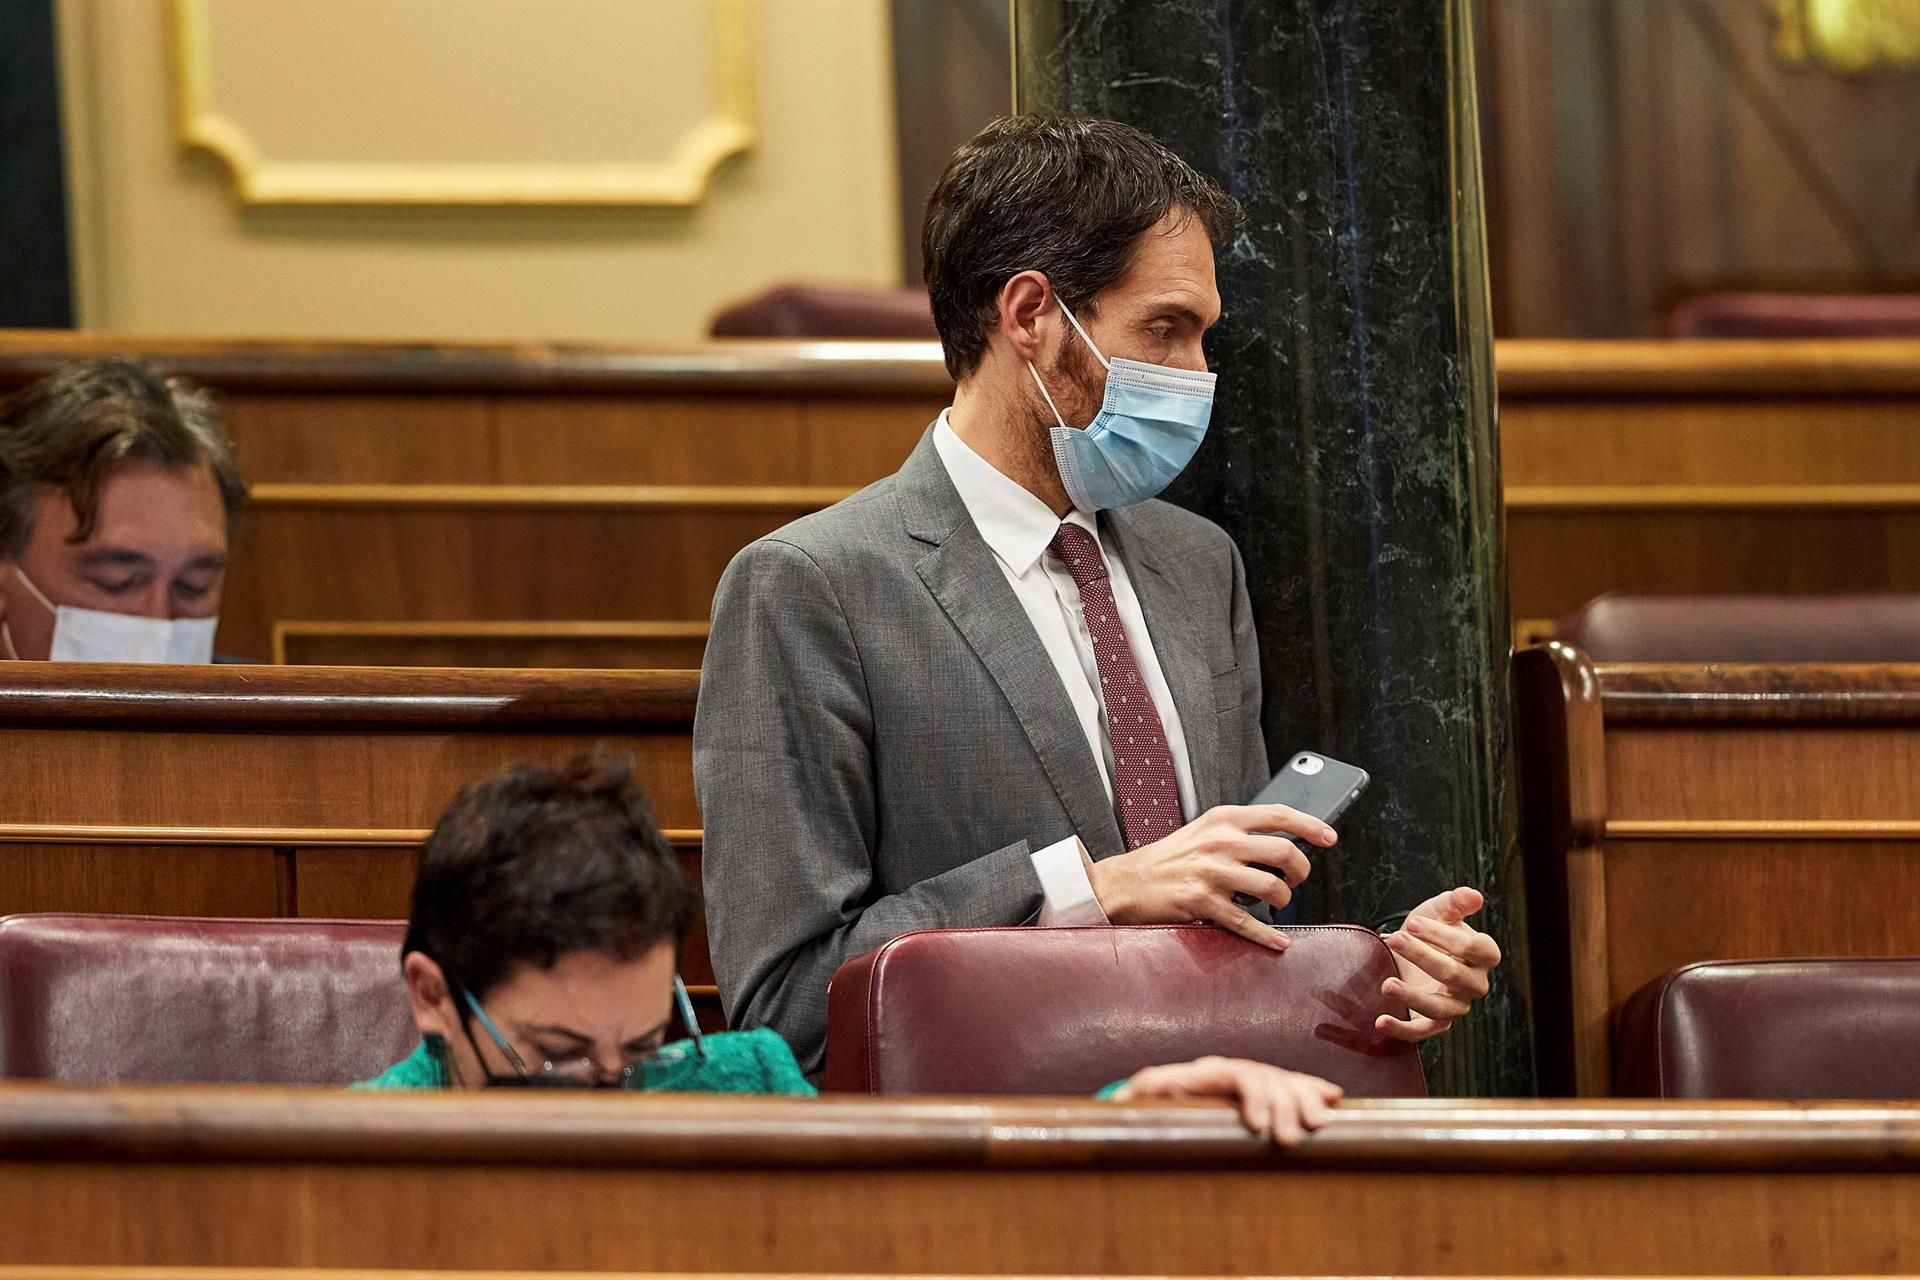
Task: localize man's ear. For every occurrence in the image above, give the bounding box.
[994,270,1058,364]
[401,952,456,1040]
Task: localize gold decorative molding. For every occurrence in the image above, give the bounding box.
[1513,617,1559,648]
[168,0,756,207]
[1771,0,1920,75]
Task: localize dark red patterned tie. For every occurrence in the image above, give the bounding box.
[1049,522,1183,849]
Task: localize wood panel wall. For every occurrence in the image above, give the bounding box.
[1478,0,1920,337]
[4,334,1919,666]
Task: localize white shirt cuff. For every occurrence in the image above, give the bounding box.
[1031,836,1111,927]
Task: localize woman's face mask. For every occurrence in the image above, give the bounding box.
[1,562,217,663]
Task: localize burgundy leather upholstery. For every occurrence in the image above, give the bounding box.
[824,924,1426,1096]
[709,284,938,339]
[1554,592,1920,662]
[1666,292,1920,338]
[1616,958,1920,1098]
[0,914,416,1085]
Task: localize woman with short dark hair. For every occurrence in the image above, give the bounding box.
[361,752,1345,1145]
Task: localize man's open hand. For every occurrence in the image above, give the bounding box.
[1375,886,1502,1042]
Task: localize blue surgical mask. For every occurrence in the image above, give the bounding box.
[1027,299,1216,513]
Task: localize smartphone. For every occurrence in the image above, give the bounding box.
[1240,751,1370,921]
[1251,750,1371,834]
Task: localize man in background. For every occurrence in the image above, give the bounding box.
[0,358,246,663]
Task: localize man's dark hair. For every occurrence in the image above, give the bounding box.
[921,114,1243,380]
[402,752,701,1001]
[0,357,248,559]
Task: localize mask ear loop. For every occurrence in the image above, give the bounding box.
[1054,297,1111,371]
[1027,294,1112,429]
[7,563,58,614]
[1026,362,1069,429]
[2,562,55,660]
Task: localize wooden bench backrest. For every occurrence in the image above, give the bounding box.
[1515,642,1920,1093]
[0,664,717,1011]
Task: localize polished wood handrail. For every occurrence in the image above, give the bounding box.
[249,483,857,510]
[0,335,953,395]
[0,823,705,849]
[1505,483,1920,509]
[251,481,1920,513]
[0,1274,1713,1280]
[1495,338,1920,397]
[1606,819,1920,840]
[19,1274,1801,1280]
[1596,662,1920,722]
[3,1088,1919,1171]
[270,620,712,639]
[0,665,699,729]
[7,332,1920,398]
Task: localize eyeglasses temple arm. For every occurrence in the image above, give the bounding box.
[673,975,709,1061]
[460,987,534,1078]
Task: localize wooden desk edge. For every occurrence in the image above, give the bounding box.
[0,665,700,729]
[7,333,1920,398]
[1593,661,1920,722]
[3,1088,1920,1172]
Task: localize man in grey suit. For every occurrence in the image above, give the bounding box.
[697,115,1502,1077]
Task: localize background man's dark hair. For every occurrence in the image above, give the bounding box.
[0,357,248,559]
[402,752,701,1000]
[921,114,1243,380]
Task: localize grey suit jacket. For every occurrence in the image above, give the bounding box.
[694,428,1270,1075]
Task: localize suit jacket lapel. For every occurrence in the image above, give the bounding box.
[1104,508,1226,812]
[897,431,1126,857]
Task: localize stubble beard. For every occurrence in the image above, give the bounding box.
[1016,332,1104,506]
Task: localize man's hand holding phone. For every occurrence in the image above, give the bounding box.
[1085,803,1337,950]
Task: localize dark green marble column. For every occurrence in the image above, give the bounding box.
[1016,0,1531,1095]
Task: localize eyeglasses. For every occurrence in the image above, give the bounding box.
[452,973,708,1089]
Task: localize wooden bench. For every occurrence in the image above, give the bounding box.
[0,663,718,1021]
[0,1086,1917,1273]
[1515,642,1920,1094]
[4,334,1918,664]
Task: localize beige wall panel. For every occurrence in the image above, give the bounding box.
[57,0,900,341]
[195,0,721,170]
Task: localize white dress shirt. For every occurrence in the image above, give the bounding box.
[931,411,1198,925]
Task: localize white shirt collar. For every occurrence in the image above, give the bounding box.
[932,409,1098,577]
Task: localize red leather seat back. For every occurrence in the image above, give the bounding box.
[1666,291,1920,338]
[1554,592,1920,662]
[0,914,416,1085]
[709,284,939,339]
[824,924,1426,1096]
[1616,958,1920,1098]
